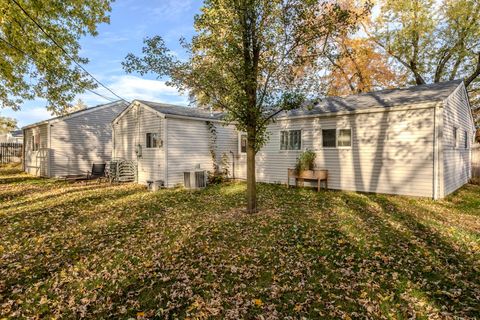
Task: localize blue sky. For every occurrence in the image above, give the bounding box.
[2,0,202,127]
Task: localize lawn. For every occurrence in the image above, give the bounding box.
[0,164,479,319]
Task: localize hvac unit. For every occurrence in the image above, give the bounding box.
[183,170,207,189]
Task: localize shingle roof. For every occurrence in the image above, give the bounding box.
[10,130,23,137]
[22,100,129,129]
[140,80,463,121]
[138,100,223,120]
[281,79,463,118]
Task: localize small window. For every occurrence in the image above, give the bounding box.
[280,130,301,150]
[338,129,352,147]
[322,129,336,148]
[31,133,40,151]
[146,133,160,148]
[464,131,468,149]
[240,134,247,153]
[453,127,458,148]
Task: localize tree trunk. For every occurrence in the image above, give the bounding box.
[246,132,257,213]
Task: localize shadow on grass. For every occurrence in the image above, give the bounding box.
[1,181,479,319]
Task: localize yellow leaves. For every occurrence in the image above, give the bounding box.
[253,298,263,307]
[136,311,145,319]
[293,304,302,312]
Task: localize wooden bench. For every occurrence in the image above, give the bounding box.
[287,169,328,191]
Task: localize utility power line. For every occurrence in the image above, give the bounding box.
[10,0,128,103]
[0,36,118,103]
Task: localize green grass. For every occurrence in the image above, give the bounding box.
[0,163,479,319]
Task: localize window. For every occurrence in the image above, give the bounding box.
[453,127,458,148]
[338,129,352,147]
[322,128,352,148]
[146,133,161,148]
[240,134,247,153]
[464,131,468,149]
[322,129,336,148]
[280,130,301,150]
[31,133,40,151]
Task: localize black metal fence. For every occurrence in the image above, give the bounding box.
[0,143,22,164]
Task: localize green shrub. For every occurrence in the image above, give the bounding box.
[295,149,316,173]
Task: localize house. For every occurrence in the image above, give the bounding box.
[0,130,23,143]
[250,79,475,199]
[111,100,239,187]
[113,80,474,199]
[22,101,128,177]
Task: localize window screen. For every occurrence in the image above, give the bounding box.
[322,129,336,148]
[146,133,160,148]
[338,129,352,147]
[280,130,301,150]
[464,131,468,149]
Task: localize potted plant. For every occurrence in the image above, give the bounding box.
[295,149,316,178]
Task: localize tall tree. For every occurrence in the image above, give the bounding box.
[0,0,113,114]
[371,0,480,89]
[123,0,368,213]
[325,37,407,95]
[64,98,88,114]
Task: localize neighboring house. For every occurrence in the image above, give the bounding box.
[0,130,23,143]
[112,100,239,187]
[22,101,128,177]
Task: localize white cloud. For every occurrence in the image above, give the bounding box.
[150,0,194,21]
[77,75,189,106]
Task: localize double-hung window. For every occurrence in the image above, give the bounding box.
[322,128,352,148]
[146,133,161,148]
[280,130,301,150]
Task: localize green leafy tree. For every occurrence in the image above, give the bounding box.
[0,116,18,133]
[0,0,112,114]
[124,0,367,213]
[371,0,480,90]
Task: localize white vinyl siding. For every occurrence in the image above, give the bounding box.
[441,83,474,197]
[48,103,127,177]
[113,104,165,184]
[166,118,239,187]
[253,106,436,197]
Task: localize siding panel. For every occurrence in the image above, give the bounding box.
[112,104,165,184]
[442,84,475,196]
[49,103,127,177]
[249,107,435,197]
